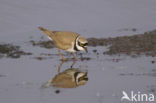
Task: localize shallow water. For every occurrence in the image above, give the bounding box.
[0,45,156,103]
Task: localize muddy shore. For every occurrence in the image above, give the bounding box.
[30,29,156,57]
[0,29,156,59]
[0,44,32,59]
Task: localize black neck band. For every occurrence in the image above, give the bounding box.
[74,72,80,86]
[74,35,80,51]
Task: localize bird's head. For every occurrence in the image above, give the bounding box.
[74,71,88,86]
[75,36,88,53]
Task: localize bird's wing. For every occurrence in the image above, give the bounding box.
[52,74,76,88]
[52,31,79,50]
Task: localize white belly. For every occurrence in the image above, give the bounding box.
[66,47,76,52]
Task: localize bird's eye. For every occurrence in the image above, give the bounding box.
[78,73,88,82]
[78,42,88,47]
[78,42,83,47]
[78,77,83,82]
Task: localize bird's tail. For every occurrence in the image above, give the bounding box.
[38,26,47,31]
[38,26,54,37]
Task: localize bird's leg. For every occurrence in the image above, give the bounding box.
[71,53,77,61]
[70,60,76,68]
[58,48,68,61]
[58,60,64,73]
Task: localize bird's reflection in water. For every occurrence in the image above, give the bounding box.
[43,60,88,88]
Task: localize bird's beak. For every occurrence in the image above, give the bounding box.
[84,47,88,53]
